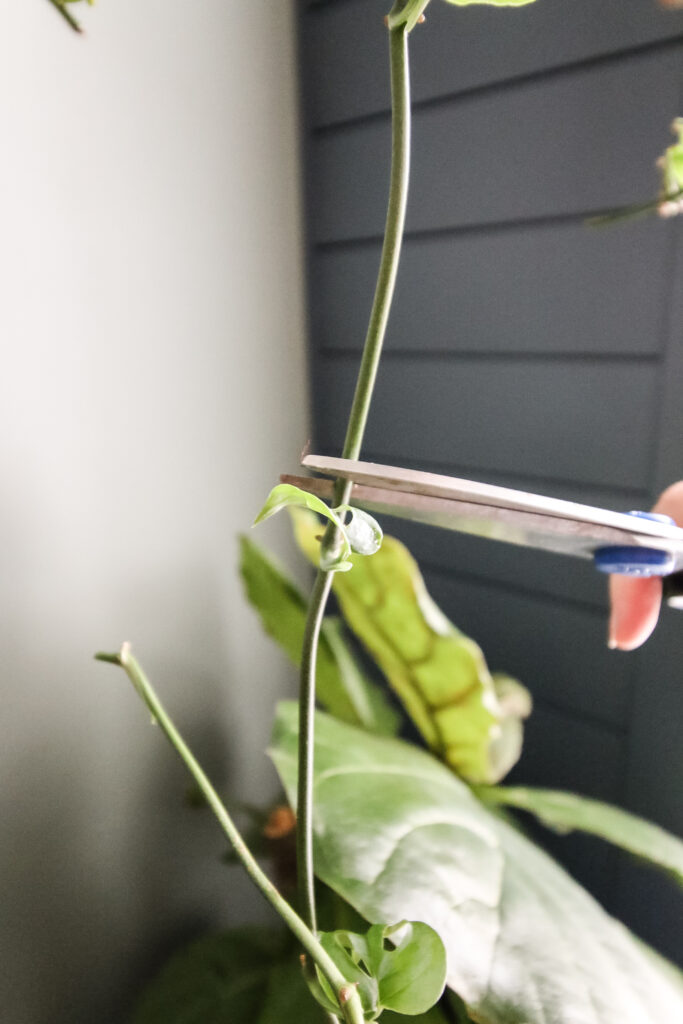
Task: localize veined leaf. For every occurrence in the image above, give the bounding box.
[291,508,528,783]
[477,785,683,885]
[269,704,683,1024]
[316,921,446,1018]
[239,535,399,735]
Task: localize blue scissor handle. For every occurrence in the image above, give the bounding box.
[594,511,676,578]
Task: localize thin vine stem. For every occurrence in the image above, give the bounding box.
[96,645,365,1024]
[296,16,412,934]
[338,21,411,470]
[47,0,83,32]
[296,570,335,931]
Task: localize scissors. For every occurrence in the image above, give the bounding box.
[281,453,683,609]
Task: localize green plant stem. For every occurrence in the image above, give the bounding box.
[337,19,411,474]
[296,15,411,938]
[296,569,335,932]
[96,646,365,1024]
[47,0,83,32]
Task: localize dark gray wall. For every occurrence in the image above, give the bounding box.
[298,0,683,962]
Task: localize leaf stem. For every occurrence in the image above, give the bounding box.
[96,646,365,1024]
[338,19,411,473]
[296,15,411,937]
[46,0,83,33]
[296,570,335,931]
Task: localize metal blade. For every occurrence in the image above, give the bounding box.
[287,455,683,567]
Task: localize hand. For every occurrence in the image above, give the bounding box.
[608,481,683,650]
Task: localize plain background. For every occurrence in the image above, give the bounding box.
[0,2,308,1021]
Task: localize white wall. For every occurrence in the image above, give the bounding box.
[0,3,308,1021]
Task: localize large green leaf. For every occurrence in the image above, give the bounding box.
[239,535,399,735]
[478,784,683,885]
[269,704,683,1024]
[291,509,528,783]
[130,927,322,1024]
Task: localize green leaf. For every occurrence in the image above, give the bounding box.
[375,921,447,1015]
[253,482,337,528]
[254,483,383,572]
[269,704,683,1024]
[291,509,529,784]
[318,931,380,1017]
[254,483,353,571]
[317,921,446,1017]
[477,785,683,885]
[668,145,683,192]
[131,927,322,1024]
[323,617,401,736]
[239,535,399,734]
[487,674,532,782]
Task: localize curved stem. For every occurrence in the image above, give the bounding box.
[296,19,411,933]
[96,646,365,1024]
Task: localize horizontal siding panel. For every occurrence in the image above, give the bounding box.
[615,614,683,959]
[304,0,683,127]
[507,705,624,902]
[621,615,683,837]
[315,355,658,488]
[312,219,668,356]
[310,48,680,242]
[422,569,633,728]
[613,865,683,966]
[509,704,623,802]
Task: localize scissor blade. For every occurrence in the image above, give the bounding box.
[283,469,683,568]
[301,454,683,544]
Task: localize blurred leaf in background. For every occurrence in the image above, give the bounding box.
[477,785,683,885]
[240,535,399,735]
[290,508,530,784]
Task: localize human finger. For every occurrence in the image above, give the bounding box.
[607,482,683,650]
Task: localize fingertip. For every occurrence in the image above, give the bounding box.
[608,575,663,651]
[653,481,683,520]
